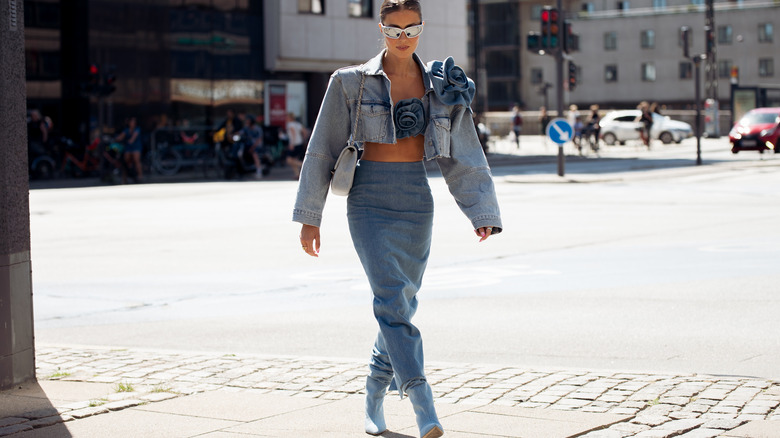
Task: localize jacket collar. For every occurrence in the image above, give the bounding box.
[360,50,433,93]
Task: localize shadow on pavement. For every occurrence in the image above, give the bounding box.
[380,431,415,438]
[0,380,73,436]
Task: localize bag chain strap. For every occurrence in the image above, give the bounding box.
[349,73,365,147]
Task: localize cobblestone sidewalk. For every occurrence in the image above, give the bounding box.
[7,345,779,437]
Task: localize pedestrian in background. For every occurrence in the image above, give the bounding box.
[636,101,653,148]
[215,109,241,146]
[511,104,523,148]
[539,106,551,146]
[567,104,580,153]
[586,104,601,148]
[285,112,307,180]
[27,109,49,151]
[293,1,502,436]
[115,117,144,183]
[242,117,265,179]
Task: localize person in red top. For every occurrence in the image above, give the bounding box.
[512,104,523,148]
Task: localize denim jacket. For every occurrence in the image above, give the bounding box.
[292,50,502,234]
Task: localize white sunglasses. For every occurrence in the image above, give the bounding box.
[380,23,424,39]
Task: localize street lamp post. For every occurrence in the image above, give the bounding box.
[694,55,703,165]
[681,26,704,166]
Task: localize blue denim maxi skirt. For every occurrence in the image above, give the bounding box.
[347,160,434,395]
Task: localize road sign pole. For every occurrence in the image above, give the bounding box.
[556,0,565,176]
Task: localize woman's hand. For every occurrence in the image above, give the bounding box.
[475,226,494,242]
[299,224,321,257]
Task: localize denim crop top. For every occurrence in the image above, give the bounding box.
[394,97,427,139]
[292,50,502,235]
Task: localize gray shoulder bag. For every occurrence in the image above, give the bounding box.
[330,72,365,196]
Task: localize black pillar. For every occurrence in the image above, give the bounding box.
[0,0,36,390]
[60,0,91,145]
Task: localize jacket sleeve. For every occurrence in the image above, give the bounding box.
[435,105,503,234]
[292,72,353,227]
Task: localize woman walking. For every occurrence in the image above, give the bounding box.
[293,1,502,436]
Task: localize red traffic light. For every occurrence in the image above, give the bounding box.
[541,9,549,21]
[89,64,99,75]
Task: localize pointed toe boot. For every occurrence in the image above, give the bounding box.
[406,382,443,438]
[365,376,389,435]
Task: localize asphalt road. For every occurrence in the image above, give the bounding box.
[29,137,780,379]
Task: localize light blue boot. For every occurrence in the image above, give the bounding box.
[406,382,443,438]
[365,375,389,435]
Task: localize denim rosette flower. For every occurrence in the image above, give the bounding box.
[394,97,427,139]
[428,57,476,107]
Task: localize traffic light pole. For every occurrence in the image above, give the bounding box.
[555,0,565,176]
[528,2,576,177]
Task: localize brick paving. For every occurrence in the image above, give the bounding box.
[3,345,778,437]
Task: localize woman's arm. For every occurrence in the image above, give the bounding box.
[292,71,354,228]
[436,106,503,237]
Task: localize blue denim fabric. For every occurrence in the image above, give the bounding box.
[394,97,427,139]
[428,56,476,106]
[347,161,433,396]
[292,50,502,234]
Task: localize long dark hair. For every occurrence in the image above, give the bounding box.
[379,0,422,24]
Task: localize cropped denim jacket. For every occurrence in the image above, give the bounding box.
[292,50,503,234]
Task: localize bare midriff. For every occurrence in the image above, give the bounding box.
[362,136,425,162]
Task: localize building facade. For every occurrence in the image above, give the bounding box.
[24,0,468,145]
[469,0,778,115]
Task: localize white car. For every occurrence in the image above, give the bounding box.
[598,110,694,145]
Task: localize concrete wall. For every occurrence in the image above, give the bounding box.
[0,0,36,390]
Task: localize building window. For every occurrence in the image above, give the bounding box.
[581,3,594,14]
[717,25,732,44]
[617,1,629,11]
[690,0,703,4]
[759,58,774,77]
[679,62,692,79]
[718,59,732,78]
[25,51,61,80]
[348,0,371,18]
[758,23,773,43]
[24,1,60,29]
[641,30,655,49]
[299,0,324,14]
[531,68,543,84]
[484,3,519,46]
[641,63,656,81]
[604,31,617,50]
[487,81,520,108]
[530,5,542,20]
[605,65,618,82]
[485,49,518,77]
[652,0,666,9]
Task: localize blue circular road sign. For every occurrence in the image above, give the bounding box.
[546,118,573,145]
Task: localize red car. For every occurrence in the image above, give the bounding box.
[729,107,780,154]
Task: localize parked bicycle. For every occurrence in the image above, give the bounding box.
[59,136,127,180]
[151,126,220,178]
